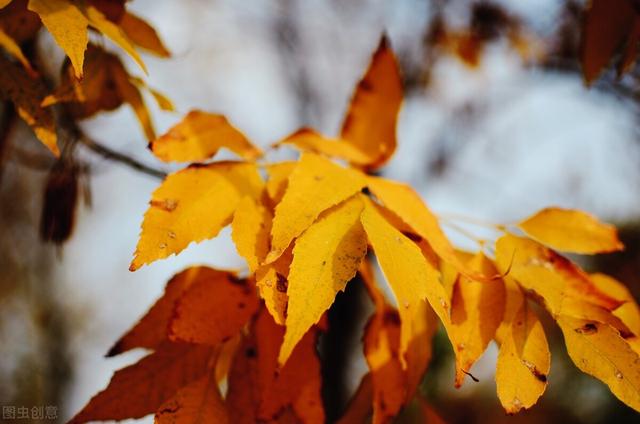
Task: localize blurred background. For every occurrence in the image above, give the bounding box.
[1,0,639,422]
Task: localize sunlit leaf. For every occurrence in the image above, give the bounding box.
[495,277,550,414]
[267,153,367,262]
[69,343,214,423]
[119,11,170,57]
[231,196,272,273]
[558,316,640,412]
[130,162,263,270]
[340,35,403,169]
[150,110,262,163]
[518,207,623,254]
[279,195,367,365]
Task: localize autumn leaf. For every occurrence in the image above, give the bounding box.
[155,370,229,424]
[226,308,325,423]
[279,195,367,365]
[336,373,374,424]
[557,316,640,412]
[518,207,623,254]
[340,35,403,169]
[494,234,623,316]
[110,55,156,140]
[81,1,147,73]
[231,196,272,272]
[119,11,170,57]
[0,0,12,8]
[364,306,407,423]
[450,252,505,387]
[264,161,296,206]
[150,110,262,163]
[0,55,58,155]
[581,0,637,84]
[107,267,209,356]
[28,0,88,78]
[255,246,292,326]
[367,176,490,282]
[267,153,367,262]
[278,127,372,165]
[130,162,263,270]
[361,197,451,367]
[69,342,214,423]
[169,271,259,345]
[0,26,34,74]
[495,277,550,413]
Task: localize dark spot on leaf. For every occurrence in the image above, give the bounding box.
[245,347,257,358]
[276,273,288,293]
[238,302,246,309]
[361,187,371,196]
[382,310,401,326]
[150,198,178,212]
[574,322,598,335]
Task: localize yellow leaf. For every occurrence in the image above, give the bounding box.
[450,253,505,387]
[267,153,367,262]
[367,176,489,282]
[147,87,174,111]
[0,26,33,74]
[495,234,623,315]
[361,197,451,365]
[264,161,296,206]
[119,11,170,57]
[518,207,623,254]
[231,196,272,272]
[0,1,12,9]
[82,3,147,74]
[591,273,640,337]
[150,110,262,163]
[155,371,229,424]
[111,60,155,141]
[255,246,292,326]
[557,316,640,412]
[129,76,175,112]
[130,162,263,270]
[0,56,58,155]
[278,127,371,165]
[279,195,367,365]
[340,35,403,169]
[28,0,88,79]
[495,278,550,414]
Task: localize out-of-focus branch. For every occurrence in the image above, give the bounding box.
[77,134,167,180]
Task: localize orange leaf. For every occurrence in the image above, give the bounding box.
[155,371,229,424]
[279,195,367,365]
[518,207,623,254]
[367,176,490,282]
[495,277,550,414]
[119,11,170,57]
[255,246,292,326]
[69,342,214,423]
[267,153,367,262]
[169,271,259,346]
[107,266,209,356]
[226,308,324,423]
[130,162,263,270]
[231,196,272,273]
[558,316,640,412]
[582,0,636,84]
[450,253,505,387]
[361,197,450,368]
[340,35,403,170]
[150,110,262,163]
[278,127,372,165]
[0,55,58,155]
[495,234,623,315]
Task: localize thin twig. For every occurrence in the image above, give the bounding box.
[77,134,167,180]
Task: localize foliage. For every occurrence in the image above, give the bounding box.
[1,0,640,423]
